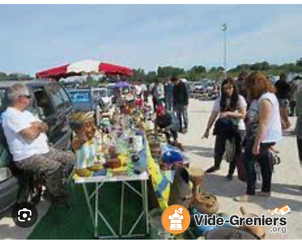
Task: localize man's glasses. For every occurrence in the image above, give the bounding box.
[21,95,31,99]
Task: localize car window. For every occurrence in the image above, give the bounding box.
[94,90,107,98]
[69,90,91,103]
[47,84,70,109]
[34,88,53,119]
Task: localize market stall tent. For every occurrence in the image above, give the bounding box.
[36,59,133,80]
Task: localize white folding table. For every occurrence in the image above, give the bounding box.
[75,171,149,239]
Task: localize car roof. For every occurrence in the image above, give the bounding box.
[68,88,90,92]
[0,79,54,88]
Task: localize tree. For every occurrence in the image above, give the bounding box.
[0,72,7,80]
[296,58,302,67]
[190,65,206,74]
[157,66,185,78]
[129,68,146,82]
[145,71,157,83]
[8,72,31,80]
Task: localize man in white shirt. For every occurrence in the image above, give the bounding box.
[2,84,74,204]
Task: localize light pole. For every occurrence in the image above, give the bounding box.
[222,23,227,78]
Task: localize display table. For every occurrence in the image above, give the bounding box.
[74,171,149,239]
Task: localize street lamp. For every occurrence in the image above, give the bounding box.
[222,23,227,78]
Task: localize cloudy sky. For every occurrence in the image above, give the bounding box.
[0,5,301,75]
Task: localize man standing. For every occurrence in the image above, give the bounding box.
[2,84,74,204]
[171,77,189,133]
[165,78,174,111]
[275,73,291,129]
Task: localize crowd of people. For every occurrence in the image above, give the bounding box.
[202,71,302,202]
[132,77,190,146]
[1,71,301,206]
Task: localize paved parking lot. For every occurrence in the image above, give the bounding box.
[0,98,301,239]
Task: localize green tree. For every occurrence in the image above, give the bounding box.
[129,68,146,82]
[190,65,206,74]
[145,71,157,83]
[157,66,185,78]
[0,71,7,80]
[8,72,31,80]
[296,58,302,67]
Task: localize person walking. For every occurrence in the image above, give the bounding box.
[171,77,189,133]
[235,72,282,202]
[202,77,247,180]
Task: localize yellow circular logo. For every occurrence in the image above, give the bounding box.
[161,204,191,234]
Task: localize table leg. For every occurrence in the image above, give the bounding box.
[119,182,125,236]
[82,183,94,226]
[142,180,149,235]
[94,182,99,238]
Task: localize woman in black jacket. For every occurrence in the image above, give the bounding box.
[202,78,247,180]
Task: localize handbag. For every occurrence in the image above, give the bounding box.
[236,153,246,182]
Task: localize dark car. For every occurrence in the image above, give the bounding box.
[0,79,73,214]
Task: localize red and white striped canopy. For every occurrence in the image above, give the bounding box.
[36,59,133,80]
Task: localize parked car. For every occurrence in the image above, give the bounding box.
[192,83,207,94]
[0,79,73,214]
[68,88,106,112]
[91,88,113,110]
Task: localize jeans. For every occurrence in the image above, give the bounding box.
[165,98,173,111]
[214,130,242,176]
[244,140,274,195]
[174,105,188,131]
[163,129,178,142]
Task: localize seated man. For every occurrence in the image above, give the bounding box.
[155,105,182,148]
[2,84,74,204]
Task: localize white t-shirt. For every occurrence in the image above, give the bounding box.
[135,85,142,96]
[258,93,282,143]
[212,95,247,130]
[157,83,165,99]
[2,107,50,161]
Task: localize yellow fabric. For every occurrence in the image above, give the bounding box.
[118,154,129,166]
[145,140,170,210]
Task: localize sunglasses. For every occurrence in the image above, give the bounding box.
[21,95,31,99]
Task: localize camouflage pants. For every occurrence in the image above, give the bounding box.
[15,148,75,197]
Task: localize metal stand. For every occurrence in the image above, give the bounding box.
[78,173,149,238]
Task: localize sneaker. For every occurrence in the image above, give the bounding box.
[233,194,253,202]
[206,166,219,173]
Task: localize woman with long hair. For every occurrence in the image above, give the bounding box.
[202,77,247,180]
[235,72,282,202]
